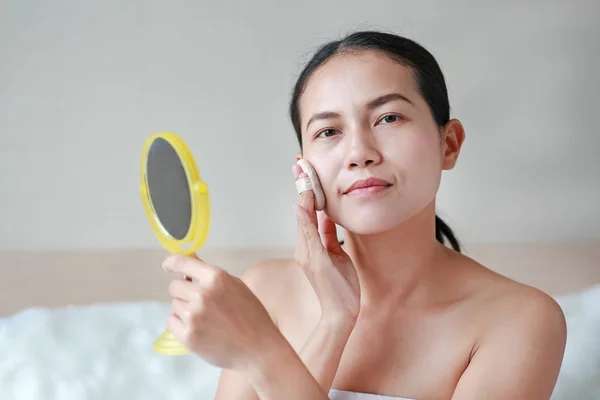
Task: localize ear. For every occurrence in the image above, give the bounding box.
[441,119,465,170]
[295,152,302,162]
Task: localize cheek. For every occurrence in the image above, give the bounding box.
[384,131,443,205]
[412,134,442,175]
[386,130,442,174]
[315,162,340,199]
[303,152,340,199]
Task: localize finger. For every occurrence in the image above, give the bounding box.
[292,163,302,178]
[294,164,320,263]
[168,278,197,302]
[294,204,325,260]
[294,164,317,226]
[293,165,308,260]
[317,211,342,252]
[163,254,218,281]
[166,313,186,340]
[171,298,191,323]
[185,253,202,281]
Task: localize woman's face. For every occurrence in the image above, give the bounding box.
[298,50,458,235]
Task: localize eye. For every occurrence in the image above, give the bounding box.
[377,114,403,125]
[316,128,339,139]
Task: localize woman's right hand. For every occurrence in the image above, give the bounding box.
[293,164,361,325]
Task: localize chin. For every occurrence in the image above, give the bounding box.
[335,206,412,236]
[331,195,435,236]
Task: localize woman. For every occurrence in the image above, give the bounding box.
[161,31,567,399]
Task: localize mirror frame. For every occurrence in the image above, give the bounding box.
[139,132,210,255]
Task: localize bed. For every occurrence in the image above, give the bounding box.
[1,244,599,399]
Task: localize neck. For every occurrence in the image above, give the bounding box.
[341,201,447,310]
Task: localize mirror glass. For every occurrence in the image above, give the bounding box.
[146,137,192,240]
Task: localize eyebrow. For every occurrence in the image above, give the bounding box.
[305,93,414,131]
[366,92,414,110]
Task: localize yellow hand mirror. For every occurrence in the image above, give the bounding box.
[139,132,210,355]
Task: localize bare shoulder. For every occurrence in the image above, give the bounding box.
[450,253,568,397]
[485,280,567,340]
[453,251,567,350]
[239,257,308,326]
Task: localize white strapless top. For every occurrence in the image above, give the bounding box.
[329,389,415,400]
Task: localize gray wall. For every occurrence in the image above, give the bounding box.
[1,0,598,250]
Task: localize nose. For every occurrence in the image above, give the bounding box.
[345,127,382,169]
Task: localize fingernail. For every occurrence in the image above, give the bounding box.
[292,205,300,216]
[292,164,301,178]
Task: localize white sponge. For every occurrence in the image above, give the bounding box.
[296,159,326,211]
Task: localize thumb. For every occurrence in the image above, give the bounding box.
[317,211,342,252]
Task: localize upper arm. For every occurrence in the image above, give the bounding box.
[214,259,287,400]
[451,290,567,400]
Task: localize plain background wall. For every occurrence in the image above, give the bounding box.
[1,0,599,251]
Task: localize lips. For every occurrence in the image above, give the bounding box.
[344,177,392,194]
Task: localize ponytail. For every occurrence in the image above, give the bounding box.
[435,215,461,253]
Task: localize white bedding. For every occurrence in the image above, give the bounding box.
[1,285,599,400]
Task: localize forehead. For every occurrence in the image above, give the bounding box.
[299,50,421,123]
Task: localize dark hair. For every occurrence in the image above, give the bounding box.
[288,30,462,253]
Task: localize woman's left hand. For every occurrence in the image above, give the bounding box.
[161,254,280,372]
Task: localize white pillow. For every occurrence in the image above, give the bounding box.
[0,285,599,400]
